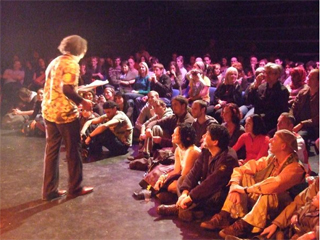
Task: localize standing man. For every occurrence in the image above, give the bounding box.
[42,35,93,201]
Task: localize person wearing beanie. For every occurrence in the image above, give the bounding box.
[200,129,306,239]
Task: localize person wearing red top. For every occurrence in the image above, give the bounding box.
[233,114,269,165]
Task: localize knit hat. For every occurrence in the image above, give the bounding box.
[276,129,298,152]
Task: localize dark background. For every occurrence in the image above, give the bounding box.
[1,1,319,69]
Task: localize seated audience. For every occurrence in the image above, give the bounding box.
[190,100,218,147]
[114,91,135,125]
[157,124,239,222]
[154,123,201,204]
[167,61,184,95]
[290,69,319,151]
[118,60,138,93]
[285,66,308,106]
[149,63,172,106]
[21,88,45,137]
[221,103,246,159]
[247,62,289,132]
[143,96,194,157]
[211,66,242,123]
[233,114,269,165]
[200,130,305,239]
[261,177,319,240]
[185,61,210,105]
[83,101,133,158]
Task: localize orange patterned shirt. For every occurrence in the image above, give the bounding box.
[42,54,80,124]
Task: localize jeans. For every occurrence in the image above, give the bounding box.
[90,128,129,156]
[42,119,83,198]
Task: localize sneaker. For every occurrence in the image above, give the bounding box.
[200,210,234,230]
[157,204,178,216]
[127,152,150,161]
[219,219,253,238]
[129,158,150,171]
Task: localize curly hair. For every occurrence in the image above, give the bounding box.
[178,123,196,149]
[58,35,87,56]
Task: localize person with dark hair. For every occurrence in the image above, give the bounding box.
[247,62,289,132]
[83,100,133,158]
[143,95,194,156]
[42,35,93,201]
[118,60,138,93]
[157,124,239,222]
[150,63,172,106]
[285,66,308,106]
[291,69,319,151]
[201,129,305,239]
[87,56,106,95]
[167,61,183,95]
[108,56,122,89]
[153,123,201,204]
[221,103,246,159]
[232,114,269,165]
[191,100,218,147]
[114,91,134,124]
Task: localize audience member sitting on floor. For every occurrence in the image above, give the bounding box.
[290,69,319,152]
[134,90,159,133]
[190,100,218,147]
[185,61,211,105]
[200,129,306,239]
[247,62,289,132]
[154,123,201,204]
[232,114,269,165]
[2,87,37,130]
[114,91,135,125]
[157,124,239,222]
[21,88,45,137]
[260,177,319,240]
[210,66,242,123]
[221,103,246,159]
[142,96,194,157]
[82,90,104,116]
[133,99,173,160]
[272,112,311,175]
[83,101,133,159]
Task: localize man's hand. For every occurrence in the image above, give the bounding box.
[290,214,298,225]
[145,129,152,138]
[260,224,278,239]
[179,195,192,209]
[85,136,91,145]
[81,98,93,111]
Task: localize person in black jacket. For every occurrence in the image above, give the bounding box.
[157,124,239,222]
[247,62,289,132]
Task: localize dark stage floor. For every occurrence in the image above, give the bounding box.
[0,129,319,240]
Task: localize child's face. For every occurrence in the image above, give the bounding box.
[311,192,320,209]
